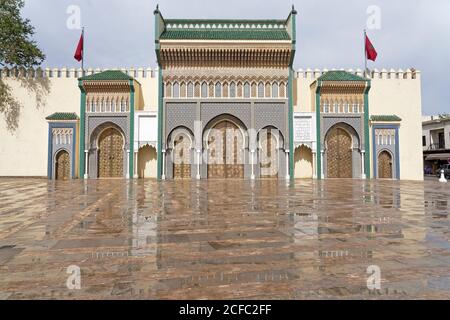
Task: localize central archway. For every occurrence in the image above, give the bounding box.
[98,127,124,178]
[207,120,244,179]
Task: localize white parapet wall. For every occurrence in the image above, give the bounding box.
[0,67,158,177]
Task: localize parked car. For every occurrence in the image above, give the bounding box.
[437,164,450,178]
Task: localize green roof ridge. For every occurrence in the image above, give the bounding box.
[370,115,402,122]
[46,112,79,121]
[318,70,368,82]
[160,29,290,41]
[79,70,133,81]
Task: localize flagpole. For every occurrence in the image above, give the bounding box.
[81,27,85,76]
[364,29,367,78]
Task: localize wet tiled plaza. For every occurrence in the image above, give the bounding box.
[0,178,449,300]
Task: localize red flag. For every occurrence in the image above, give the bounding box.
[74,33,83,62]
[365,35,377,61]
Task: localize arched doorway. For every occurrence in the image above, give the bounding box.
[378,150,393,179]
[173,133,191,179]
[207,120,244,179]
[326,127,353,178]
[98,127,124,178]
[259,128,279,178]
[55,150,70,180]
[294,145,313,179]
[138,145,157,178]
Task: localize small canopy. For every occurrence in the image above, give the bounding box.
[425,153,450,161]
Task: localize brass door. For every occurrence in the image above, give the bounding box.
[173,134,191,179]
[207,121,244,179]
[260,129,278,178]
[378,151,393,179]
[98,128,124,178]
[55,150,70,180]
[326,127,352,178]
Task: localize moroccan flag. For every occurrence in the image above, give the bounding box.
[74,33,83,62]
[365,35,377,61]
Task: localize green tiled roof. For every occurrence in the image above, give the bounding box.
[318,70,367,82]
[161,19,290,41]
[46,112,79,121]
[78,70,133,81]
[160,29,290,40]
[370,115,402,122]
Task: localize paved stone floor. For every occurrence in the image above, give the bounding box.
[0,178,449,300]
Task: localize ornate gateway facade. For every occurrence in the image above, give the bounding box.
[154,7,297,179]
[0,7,424,180]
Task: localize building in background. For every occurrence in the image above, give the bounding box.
[422,115,450,175]
[0,7,424,181]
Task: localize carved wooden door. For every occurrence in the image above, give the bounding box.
[378,151,393,179]
[207,121,244,179]
[56,150,70,180]
[173,134,191,179]
[326,127,352,178]
[98,128,124,178]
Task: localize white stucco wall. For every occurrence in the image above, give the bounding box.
[369,70,423,180]
[0,67,158,177]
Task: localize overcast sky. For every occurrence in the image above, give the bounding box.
[22,0,450,115]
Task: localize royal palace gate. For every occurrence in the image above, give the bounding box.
[154,7,297,180]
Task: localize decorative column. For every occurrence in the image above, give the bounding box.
[196,149,201,180]
[320,150,324,179]
[84,150,89,179]
[312,151,317,179]
[126,150,130,179]
[161,149,166,180]
[285,150,290,180]
[133,151,139,179]
[250,150,255,180]
[361,150,366,179]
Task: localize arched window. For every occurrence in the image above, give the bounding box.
[173,82,180,98]
[187,82,194,98]
[243,82,250,98]
[92,99,97,112]
[271,82,279,98]
[258,82,264,98]
[106,98,110,112]
[215,82,222,98]
[111,99,116,112]
[201,82,208,98]
[229,82,236,98]
[353,103,359,113]
[333,102,339,113]
[343,102,349,113]
[323,102,330,113]
[101,99,105,112]
[121,98,125,112]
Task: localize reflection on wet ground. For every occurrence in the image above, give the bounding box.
[0,178,449,300]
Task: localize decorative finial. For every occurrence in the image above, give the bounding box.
[154,4,160,14]
[291,4,297,14]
